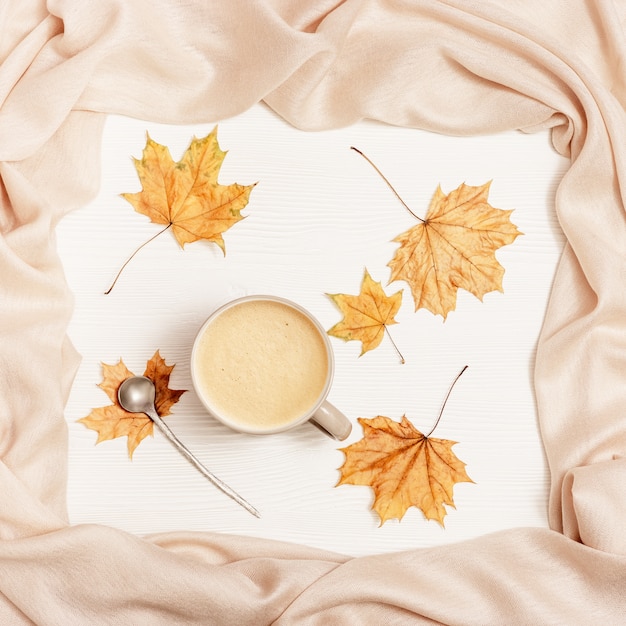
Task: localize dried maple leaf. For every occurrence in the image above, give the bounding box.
[350,147,521,319]
[78,351,185,458]
[105,127,256,293]
[388,181,521,319]
[327,269,404,362]
[338,416,472,526]
[337,367,472,526]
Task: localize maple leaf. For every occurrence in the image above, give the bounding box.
[327,269,404,362]
[78,351,185,458]
[105,127,256,293]
[388,181,521,319]
[337,415,473,526]
[336,366,472,526]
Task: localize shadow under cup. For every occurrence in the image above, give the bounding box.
[191,295,352,440]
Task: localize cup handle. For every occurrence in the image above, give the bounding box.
[309,400,352,441]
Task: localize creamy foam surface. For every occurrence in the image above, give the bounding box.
[193,300,329,431]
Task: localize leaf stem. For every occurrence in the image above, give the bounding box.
[384,325,405,364]
[104,223,172,294]
[425,365,468,438]
[350,146,425,223]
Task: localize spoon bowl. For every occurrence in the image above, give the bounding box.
[118,375,156,413]
[117,375,260,518]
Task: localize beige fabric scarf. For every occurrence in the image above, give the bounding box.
[1,0,625,623]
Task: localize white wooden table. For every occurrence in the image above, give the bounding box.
[57,104,567,557]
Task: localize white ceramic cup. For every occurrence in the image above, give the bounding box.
[191,295,352,440]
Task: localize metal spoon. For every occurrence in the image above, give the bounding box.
[117,375,260,518]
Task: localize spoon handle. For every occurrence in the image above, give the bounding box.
[144,407,260,518]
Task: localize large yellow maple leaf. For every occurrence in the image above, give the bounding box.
[388,181,521,319]
[122,127,255,250]
[327,269,403,360]
[78,351,185,458]
[106,127,255,293]
[337,415,473,526]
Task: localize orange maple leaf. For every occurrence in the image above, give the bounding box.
[78,351,185,458]
[337,415,473,526]
[388,181,521,319]
[337,366,472,526]
[327,269,404,361]
[106,127,256,293]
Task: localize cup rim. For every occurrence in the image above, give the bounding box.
[190,294,335,435]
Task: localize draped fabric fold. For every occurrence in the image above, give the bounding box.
[1,0,625,623]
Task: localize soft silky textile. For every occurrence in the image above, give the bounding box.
[1,0,626,623]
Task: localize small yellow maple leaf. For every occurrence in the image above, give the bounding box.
[78,351,185,458]
[388,181,521,319]
[106,127,255,293]
[337,415,473,526]
[327,269,404,361]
